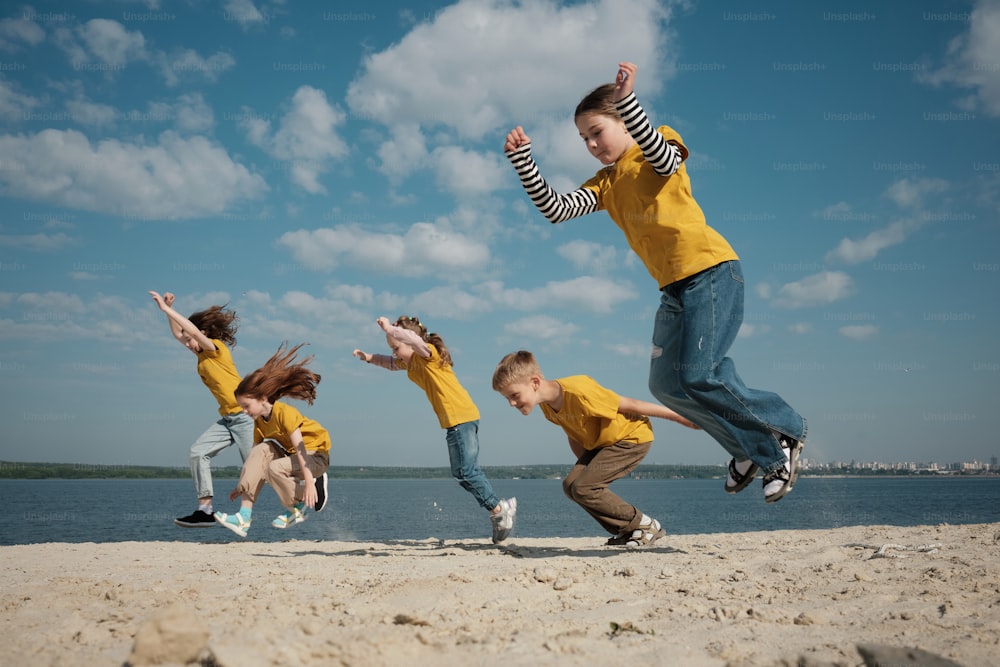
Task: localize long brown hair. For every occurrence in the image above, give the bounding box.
[235,342,321,404]
[188,304,238,347]
[395,315,452,368]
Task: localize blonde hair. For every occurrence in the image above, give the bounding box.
[235,342,321,404]
[492,350,543,391]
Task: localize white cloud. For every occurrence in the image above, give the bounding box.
[243,86,348,194]
[431,145,510,198]
[0,76,38,121]
[771,271,853,309]
[485,275,638,314]
[557,239,620,273]
[825,220,909,264]
[0,129,267,220]
[885,177,949,209]
[921,0,1000,116]
[278,221,490,276]
[737,323,770,338]
[52,18,234,86]
[788,322,813,335]
[503,314,578,341]
[0,232,76,252]
[0,13,45,51]
[157,48,236,86]
[839,325,878,341]
[223,0,266,30]
[346,0,677,183]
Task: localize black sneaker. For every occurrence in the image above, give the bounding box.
[314,472,328,513]
[174,510,217,527]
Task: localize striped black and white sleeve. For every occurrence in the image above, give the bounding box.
[505,144,598,224]
[615,92,684,177]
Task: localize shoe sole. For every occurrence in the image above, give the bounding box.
[272,517,306,529]
[214,514,249,537]
[724,460,760,494]
[491,498,517,544]
[173,520,217,528]
[625,526,666,548]
[315,474,329,513]
[765,440,803,504]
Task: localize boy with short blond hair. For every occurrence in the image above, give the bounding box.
[492,351,698,547]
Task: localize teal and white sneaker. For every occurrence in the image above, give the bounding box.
[215,511,251,537]
[272,504,306,529]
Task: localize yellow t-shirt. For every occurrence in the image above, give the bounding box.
[196,339,242,417]
[404,345,480,429]
[255,401,330,456]
[581,125,739,288]
[540,375,653,450]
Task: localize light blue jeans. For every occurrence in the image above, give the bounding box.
[649,260,806,474]
[445,420,500,511]
[190,411,254,499]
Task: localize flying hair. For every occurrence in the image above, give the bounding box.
[189,304,238,347]
[235,342,321,404]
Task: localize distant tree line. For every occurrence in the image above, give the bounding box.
[1,461,993,481]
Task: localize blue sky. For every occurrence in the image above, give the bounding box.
[0,0,997,470]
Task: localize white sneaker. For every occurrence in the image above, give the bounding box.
[490,497,517,544]
[763,437,803,503]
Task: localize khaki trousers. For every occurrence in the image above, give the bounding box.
[562,441,651,535]
[236,440,330,510]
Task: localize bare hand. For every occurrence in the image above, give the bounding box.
[353,349,371,362]
[615,61,636,101]
[148,290,167,310]
[376,316,391,331]
[674,414,700,430]
[228,488,242,502]
[504,126,531,153]
[163,292,175,307]
[301,479,318,509]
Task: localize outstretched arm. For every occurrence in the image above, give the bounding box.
[353,348,403,371]
[148,291,216,352]
[618,395,700,430]
[503,127,599,224]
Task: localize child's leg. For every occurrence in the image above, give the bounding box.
[265,451,329,509]
[189,417,240,501]
[233,441,276,503]
[444,421,500,511]
[228,412,255,462]
[562,442,651,535]
[660,261,806,475]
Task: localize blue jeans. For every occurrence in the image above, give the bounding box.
[445,420,499,511]
[648,261,806,474]
[189,411,254,499]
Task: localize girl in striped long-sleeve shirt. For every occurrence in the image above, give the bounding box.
[503,61,806,505]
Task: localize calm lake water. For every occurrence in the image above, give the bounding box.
[0,476,997,546]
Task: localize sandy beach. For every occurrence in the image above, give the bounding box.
[2,523,997,667]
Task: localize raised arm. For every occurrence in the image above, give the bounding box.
[503,127,599,224]
[148,291,216,352]
[618,395,699,430]
[377,317,431,358]
[613,61,685,177]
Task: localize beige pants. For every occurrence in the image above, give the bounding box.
[236,440,330,509]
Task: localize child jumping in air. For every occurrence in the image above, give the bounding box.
[503,61,807,503]
[353,316,517,543]
[214,343,331,538]
[149,291,255,528]
[493,350,698,547]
